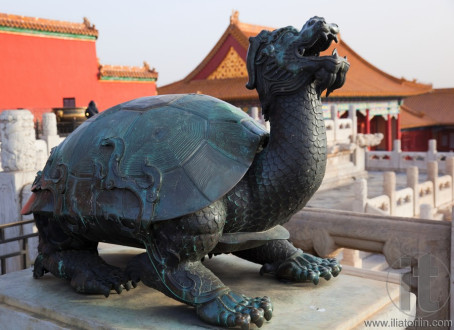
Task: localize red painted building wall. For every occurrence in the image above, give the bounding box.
[0,32,157,119]
[401,130,433,151]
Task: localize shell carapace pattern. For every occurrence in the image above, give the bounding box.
[35,94,268,229]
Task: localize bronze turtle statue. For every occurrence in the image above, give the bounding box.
[22,17,349,328]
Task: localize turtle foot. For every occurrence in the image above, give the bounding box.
[33,253,48,278]
[260,250,341,285]
[70,260,133,297]
[35,250,133,297]
[196,291,272,329]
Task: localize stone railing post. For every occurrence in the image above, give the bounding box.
[348,104,357,143]
[384,171,396,215]
[352,179,367,213]
[420,204,433,220]
[451,208,454,322]
[427,161,438,207]
[330,104,338,143]
[406,166,419,216]
[393,139,401,170]
[342,249,362,268]
[427,139,437,162]
[250,107,259,121]
[446,157,454,201]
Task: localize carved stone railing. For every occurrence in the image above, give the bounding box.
[326,118,353,146]
[354,159,454,219]
[418,181,435,209]
[367,139,454,173]
[285,208,451,324]
[393,187,414,217]
[366,195,390,214]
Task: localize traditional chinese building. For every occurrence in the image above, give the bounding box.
[0,13,158,120]
[159,11,431,151]
[400,88,454,151]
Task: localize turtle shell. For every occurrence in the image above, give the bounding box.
[25,94,268,231]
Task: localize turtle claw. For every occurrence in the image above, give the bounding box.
[197,291,272,328]
[32,253,47,279]
[261,250,341,285]
[114,283,123,294]
[124,281,132,291]
[68,258,132,296]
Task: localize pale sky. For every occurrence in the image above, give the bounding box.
[2,0,453,88]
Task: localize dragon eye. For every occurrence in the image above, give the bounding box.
[296,47,305,58]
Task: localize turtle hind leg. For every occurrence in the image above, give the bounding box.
[234,239,341,285]
[126,201,272,328]
[33,212,132,297]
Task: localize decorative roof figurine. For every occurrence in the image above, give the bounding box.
[22,16,349,329]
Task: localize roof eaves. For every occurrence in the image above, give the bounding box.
[339,38,432,94]
[0,13,99,39]
[400,104,424,118]
[182,15,256,83]
[183,25,236,82]
[99,62,158,81]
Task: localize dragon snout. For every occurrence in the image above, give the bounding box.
[329,23,339,35]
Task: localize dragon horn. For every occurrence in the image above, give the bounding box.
[246,31,269,90]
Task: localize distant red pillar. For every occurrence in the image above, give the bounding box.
[365,109,371,134]
[396,113,402,140]
[386,114,392,151]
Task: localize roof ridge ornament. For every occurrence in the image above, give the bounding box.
[230,10,239,25]
[83,17,95,30]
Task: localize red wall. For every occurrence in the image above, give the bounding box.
[0,32,156,119]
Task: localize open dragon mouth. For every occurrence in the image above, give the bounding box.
[298,33,338,57]
[246,16,350,117]
[291,17,350,96]
[296,17,341,58]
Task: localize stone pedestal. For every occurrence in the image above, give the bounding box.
[0,110,36,172]
[0,247,415,329]
[41,112,62,156]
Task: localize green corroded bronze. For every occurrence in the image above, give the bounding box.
[23,16,349,329]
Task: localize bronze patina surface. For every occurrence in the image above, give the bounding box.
[23,16,349,329]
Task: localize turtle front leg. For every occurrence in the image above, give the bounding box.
[126,201,272,328]
[234,240,341,285]
[33,212,133,296]
[127,253,271,329]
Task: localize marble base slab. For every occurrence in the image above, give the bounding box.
[0,246,415,329]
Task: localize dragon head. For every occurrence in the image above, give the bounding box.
[246,16,350,120]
